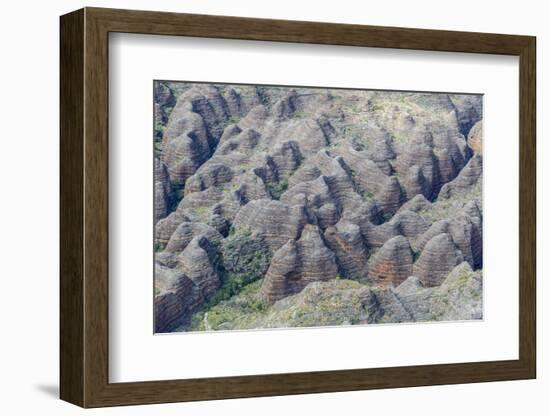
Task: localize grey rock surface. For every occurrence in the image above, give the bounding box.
[260,224,338,302]
[467,120,483,155]
[154,158,174,224]
[368,235,413,287]
[153,82,483,332]
[413,233,464,287]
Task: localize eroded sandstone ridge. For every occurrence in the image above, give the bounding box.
[153,82,483,332]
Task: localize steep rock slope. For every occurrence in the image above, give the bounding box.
[154,81,483,332]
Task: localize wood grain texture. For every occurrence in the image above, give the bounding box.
[83,10,110,406]
[59,8,84,407]
[59,7,537,408]
[88,7,532,54]
[518,38,537,375]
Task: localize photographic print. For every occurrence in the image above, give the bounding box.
[153,81,483,333]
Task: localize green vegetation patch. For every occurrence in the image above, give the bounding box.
[190,280,268,330]
[154,241,164,253]
[267,175,289,200]
[194,231,272,321]
[419,179,482,222]
[224,115,241,127]
[191,279,375,331]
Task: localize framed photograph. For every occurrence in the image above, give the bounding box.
[60,7,536,408]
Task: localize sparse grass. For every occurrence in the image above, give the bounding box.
[191,277,384,331]
[194,206,209,215]
[267,176,289,200]
[432,147,444,158]
[361,191,375,201]
[154,121,165,142]
[158,85,483,331]
[419,180,481,222]
[222,182,240,194]
[191,280,268,330]
[190,230,272,329]
[340,124,374,151]
[293,111,310,119]
[371,104,383,112]
[225,115,241,126]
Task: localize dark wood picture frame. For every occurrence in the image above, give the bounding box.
[60,7,536,408]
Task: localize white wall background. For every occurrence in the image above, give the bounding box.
[0,0,545,414]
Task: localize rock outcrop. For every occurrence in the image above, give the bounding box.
[157,222,223,267]
[438,155,482,199]
[161,97,213,186]
[392,262,482,322]
[232,199,308,252]
[154,265,205,332]
[397,194,432,213]
[154,158,174,224]
[413,233,464,286]
[153,82,484,332]
[467,120,483,155]
[324,220,369,280]
[176,236,220,299]
[154,82,176,130]
[194,264,482,330]
[260,225,338,302]
[368,235,413,287]
[450,95,482,137]
[395,142,438,197]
